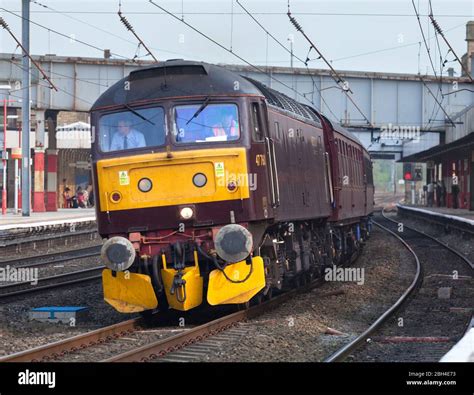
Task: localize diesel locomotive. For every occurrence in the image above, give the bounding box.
[90,60,374,314]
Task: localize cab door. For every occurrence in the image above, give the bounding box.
[247,99,277,220]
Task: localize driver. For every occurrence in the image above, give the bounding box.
[110,119,146,151]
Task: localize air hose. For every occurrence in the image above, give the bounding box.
[196,244,253,284]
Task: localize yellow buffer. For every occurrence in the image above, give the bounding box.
[207,257,265,305]
[102,269,158,313]
[161,251,203,311]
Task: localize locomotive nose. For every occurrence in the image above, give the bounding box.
[214,224,253,263]
[101,236,136,272]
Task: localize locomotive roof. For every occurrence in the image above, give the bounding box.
[90,60,263,110]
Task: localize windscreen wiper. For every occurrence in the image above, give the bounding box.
[124,104,155,125]
[186,97,210,125]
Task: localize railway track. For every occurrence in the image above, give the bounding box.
[324,209,473,362]
[5,209,469,363]
[0,245,103,299]
[0,245,101,269]
[0,278,322,362]
[0,266,103,299]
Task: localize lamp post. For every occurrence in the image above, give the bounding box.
[1,84,14,215]
[22,0,31,217]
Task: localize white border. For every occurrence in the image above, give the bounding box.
[440,329,474,362]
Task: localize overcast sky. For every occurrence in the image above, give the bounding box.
[0,0,473,76]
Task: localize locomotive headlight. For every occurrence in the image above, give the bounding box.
[101,236,136,272]
[179,207,194,220]
[192,173,207,188]
[214,224,253,263]
[138,178,153,193]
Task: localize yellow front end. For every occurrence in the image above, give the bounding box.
[96,147,250,212]
[96,147,265,313]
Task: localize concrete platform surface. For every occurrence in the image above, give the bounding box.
[0,209,96,230]
[398,204,474,226]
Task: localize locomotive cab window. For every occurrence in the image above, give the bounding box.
[252,103,264,141]
[99,107,166,153]
[274,121,281,140]
[174,103,240,143]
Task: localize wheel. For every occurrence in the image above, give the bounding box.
[294,276,301,288]
[265,287,274,300]
[303,272,311,285]
[139,309,156,325]
[250,292,263,306]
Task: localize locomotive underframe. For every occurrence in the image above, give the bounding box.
[109,215,372,315]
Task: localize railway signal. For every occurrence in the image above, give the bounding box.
[403,163,423,182]
[403,163,413,181]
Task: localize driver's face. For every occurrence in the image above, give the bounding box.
[118,121,131,135]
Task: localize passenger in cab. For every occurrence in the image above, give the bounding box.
[212,111,239,140]
[110,119,146,151]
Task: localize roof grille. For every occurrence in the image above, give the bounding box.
[244,77,321,123]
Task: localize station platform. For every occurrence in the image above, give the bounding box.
[0,209,97,249]
[396,204,474,232]
[398,204,474,223]
[0,209,96,231]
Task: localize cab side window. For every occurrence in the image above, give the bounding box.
[252,103,264,142]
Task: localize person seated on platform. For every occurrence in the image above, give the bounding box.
[76,186,86,209]
[86,184,94,208]
[82,187,89,208]
[63,187,72,208]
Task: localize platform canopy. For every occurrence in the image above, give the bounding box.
[398,132,474,163]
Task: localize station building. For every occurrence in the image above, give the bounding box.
[401,22,474,210]
[401,119,474,210]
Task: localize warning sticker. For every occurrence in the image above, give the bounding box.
[119,171,130,186]
[214,162,225,177]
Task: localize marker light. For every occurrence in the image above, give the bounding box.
[110,191,122,203]
[227,181,238,192]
